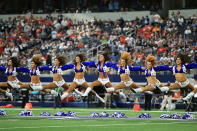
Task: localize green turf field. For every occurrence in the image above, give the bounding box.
[0,107,197,131]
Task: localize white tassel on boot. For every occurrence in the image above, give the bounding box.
[61,92,69,100]
[183,92,195,101]
[106,88,115,92]
[133,88,143,93]
[6,91,13,101]
[82,87,92,97]
[95,93,105,103]
[119,92,126,99]
[160,86,169,92]
[51,90,58,97]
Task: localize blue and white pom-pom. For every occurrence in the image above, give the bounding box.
[19,110,33,116]
[67,111,77,117]
[111,112,127,118]
[54,111,67,116]
[0,109,7,116]
[89,112,99,118]
[99,112,109,117]
[169,113,182,119]
[40,112,51,116]
[138,113,151,119]
[160,114,170,119]
[182,112,195,120]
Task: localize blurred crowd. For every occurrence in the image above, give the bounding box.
[0,11,197,72]
[0,0,161,14]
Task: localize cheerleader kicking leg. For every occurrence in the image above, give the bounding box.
[81,82,105,103]
[42,89,58,96]
[106,82,126,98]
[0,88,13,101]
[134,85,155,93]
[0,83,13,101]
[61,82,78,100]
[41,83,60,96]
[183,84,197,101]
[82,80,102,97]
[130,82,144,93]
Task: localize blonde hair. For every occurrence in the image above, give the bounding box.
[145,54,157,67]
[121,51,133,65]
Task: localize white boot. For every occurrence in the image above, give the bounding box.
[51,90,58,97]
[13,84,20,89]
[119,92,126,99]
[61,92,69,100]
[183,92,195,101]
[160,87,169,92]
[82,87,92,97]
[95,93,105,103]
[106,88,114,92]
[133,88,142,93]
[6,91,13,101]
[74,89,83,96]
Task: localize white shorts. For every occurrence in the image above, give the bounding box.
[175,79,190,88]
[8,79,20,89]
[98,78,110,86]
[121,79,134,87]
[148,81,161,89]
[53,79,65,87]
[73,78,86,86]
[30,83,43,91]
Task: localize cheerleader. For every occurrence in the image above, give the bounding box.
[41,54,73,91]
[132,54,169,93]
[82,52,114,97]
[19,54,58,96]
[0,57,28,100]
[61,53,105,102]
[159,54,197,101]
[105,51,144,93]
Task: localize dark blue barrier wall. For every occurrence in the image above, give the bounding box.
[0,73,183,83]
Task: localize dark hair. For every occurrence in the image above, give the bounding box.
[31,54,43,66]
[72,53,87,65]
[98,52,110,65]
[55,55,66,65]
[176,54,190,65]
[9,57,20,67]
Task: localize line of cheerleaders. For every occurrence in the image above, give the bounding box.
[0,51,197,104]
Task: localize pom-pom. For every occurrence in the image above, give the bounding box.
[54,111,67,116]
[19,110,33,116]
[0,109,7,116]
[40,112,51,116]
[111,112,127,118]
[67,111,77,117]
[138,113,151,119]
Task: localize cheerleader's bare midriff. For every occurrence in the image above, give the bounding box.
[175,73,187,82]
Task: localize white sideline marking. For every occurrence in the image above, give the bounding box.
[0,121,196,130]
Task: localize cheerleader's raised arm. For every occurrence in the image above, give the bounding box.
[105,51,143,93]
[61,53,105,103]
[159,54,197,101]
[132,55,170,93]
[0,57,24,100]
[42,55,71,92]
[82,52,114,97]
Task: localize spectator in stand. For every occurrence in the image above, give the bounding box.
[0,11,196,76]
